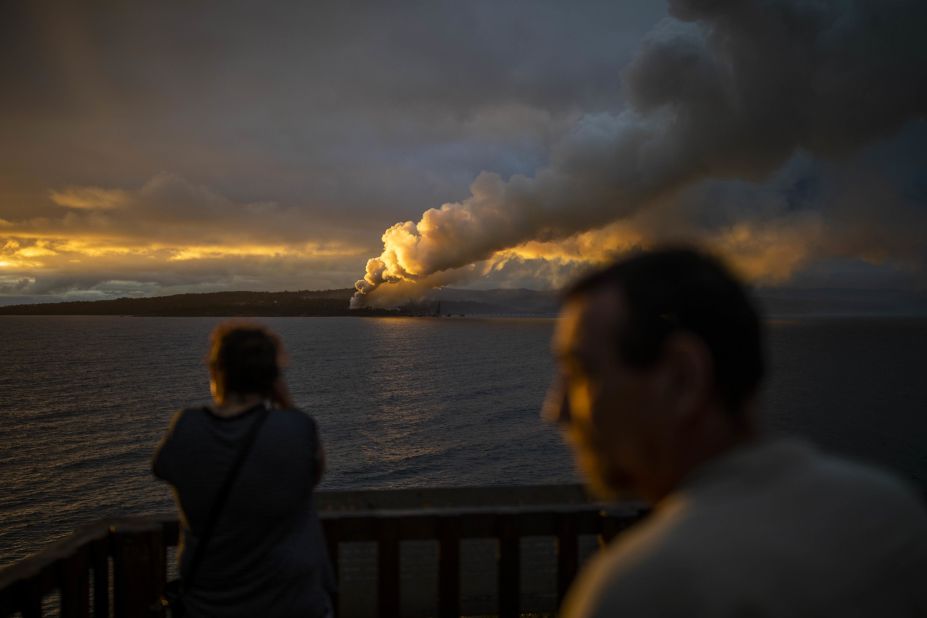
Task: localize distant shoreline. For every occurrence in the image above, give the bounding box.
[0,287,563,317]
[2,286,925,318]
[0,289,375,317]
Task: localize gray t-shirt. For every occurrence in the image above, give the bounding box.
[154,405,335,618]
[563,438,927,617]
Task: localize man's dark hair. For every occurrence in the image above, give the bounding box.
[208,322,282,397]
[564,247,765,414]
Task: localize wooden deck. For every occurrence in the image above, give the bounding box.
[0,485,648,617]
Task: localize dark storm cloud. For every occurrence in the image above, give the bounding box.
[629,0,927,169]
[0,1,662,221]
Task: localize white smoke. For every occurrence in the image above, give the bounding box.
[353,0,927,307]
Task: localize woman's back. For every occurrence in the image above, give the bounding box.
[154,404,334,617]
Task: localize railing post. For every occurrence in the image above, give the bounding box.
[322,519,340,617]
[15,578,42,618]
[377,518,400,618]
[110,522,164,618]
[556,512,579,607]
[89,537,110,618]
[59,545,91,618]
[599,506,648,547]
[497,513,519,618]
[437,515,460,618]
[599,509,621,546]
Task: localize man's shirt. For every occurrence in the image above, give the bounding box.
[563,439,927,617]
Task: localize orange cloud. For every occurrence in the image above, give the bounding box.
[478,212,825,289]
[0,172,377,299]
[49,186,130,210]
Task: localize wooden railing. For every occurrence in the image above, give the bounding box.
[0,486,648,617]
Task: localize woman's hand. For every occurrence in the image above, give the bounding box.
[312,444,326,488]
[271,376,295,409]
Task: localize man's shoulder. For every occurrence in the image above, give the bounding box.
[777,441,927,524]
[691,439,925,516]
[808,447,920,497]
[686,440,927,556]
[563,443,927,617]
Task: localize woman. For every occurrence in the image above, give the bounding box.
[153,322,335,617]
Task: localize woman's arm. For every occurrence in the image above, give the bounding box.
[152,410,185,481]
[271,376,295,409]
[312,443,326,489]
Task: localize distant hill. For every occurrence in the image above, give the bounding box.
[0,289,372,317]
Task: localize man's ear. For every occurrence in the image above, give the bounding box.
[658,332,714,419]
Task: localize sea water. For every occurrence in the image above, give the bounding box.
[1,315,926,567]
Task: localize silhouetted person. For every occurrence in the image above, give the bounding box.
[154,322,335,617]
[545,248,927,617]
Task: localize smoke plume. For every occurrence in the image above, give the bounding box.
[353,0,927,307]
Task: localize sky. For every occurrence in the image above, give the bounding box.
[1,0,925,306]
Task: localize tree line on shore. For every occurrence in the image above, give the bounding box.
[0,289,407,317]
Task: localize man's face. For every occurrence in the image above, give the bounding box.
[546,287,672,501]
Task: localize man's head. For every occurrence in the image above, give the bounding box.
[545,247,765,503]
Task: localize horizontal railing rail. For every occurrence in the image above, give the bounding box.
[0,486,648,618]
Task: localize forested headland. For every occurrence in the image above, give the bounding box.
[0,289,397,316]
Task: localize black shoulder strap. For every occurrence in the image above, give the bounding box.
[184,404,271,588]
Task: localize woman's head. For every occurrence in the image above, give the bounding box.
[208,322,284,401]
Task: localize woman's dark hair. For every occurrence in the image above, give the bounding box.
[564,247,765,414]
[208,322,283,397]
